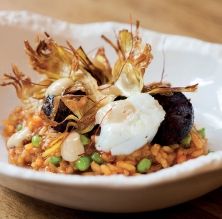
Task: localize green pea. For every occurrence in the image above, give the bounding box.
[198,128,206,138]
[91,152,103,164]
[16,124,23,131]
[137,158,152,173]
[181,134,191,146]
[49,156,61,165]
[31,135,42,147]
[80,135,90,145]
[75,156,91,171]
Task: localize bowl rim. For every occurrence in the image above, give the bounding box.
[0,10,222,189]
[0,152,222,189]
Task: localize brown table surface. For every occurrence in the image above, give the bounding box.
[0,0,222,218]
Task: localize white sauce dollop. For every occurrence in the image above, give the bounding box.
[7,127,31,149]
[45,78,73,96]
[61,131,85,162]
[95,93,166,155]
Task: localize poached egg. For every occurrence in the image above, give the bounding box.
[95,93,165,155]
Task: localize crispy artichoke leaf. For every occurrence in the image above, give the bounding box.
[74,93,115,134]
[61,96,88,119]
[67,42,110,85]
[118,30,133,58]
[64,80,86,95]
[0,65,51,100]
[76,112,96,134]
[42,132,69,157]
[93,48,112,82]
[76,46,93,67]
[59,94,108,134]
[71,68,102,100]
[76,47,108,85]
[24,36,73,80]
[143,82,198,94]
[102,24,153,95]
[0,65,32,99]
[132,43,152,75]
[113,61,143,96]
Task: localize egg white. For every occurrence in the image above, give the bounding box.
[95,93,166,155]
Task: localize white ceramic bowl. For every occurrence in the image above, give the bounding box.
[0,11,222,213]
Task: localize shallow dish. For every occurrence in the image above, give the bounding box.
[0,11,222,212]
